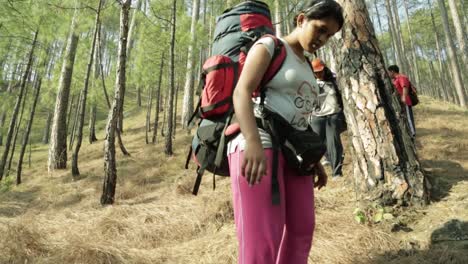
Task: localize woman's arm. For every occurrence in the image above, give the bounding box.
[233,43,273,185]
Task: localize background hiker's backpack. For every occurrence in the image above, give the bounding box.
[185,0,286,195]
[409,83,419,106]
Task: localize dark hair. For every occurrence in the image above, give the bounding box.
[292,0,344,30]
[388,65,400,73]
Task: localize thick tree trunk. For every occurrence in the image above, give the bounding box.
[437,0,467,107]
[101,0,131,205]
[0,30,38,181]
[17,78,41,184]
[71,0,104,177]
[181,0,200,129]
[333,0,428,205]
[88,104,98,143]
[152,53,164,144]
[48,18,79,172]
[42,111,52,144]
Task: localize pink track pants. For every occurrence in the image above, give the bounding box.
[228,148,315,264]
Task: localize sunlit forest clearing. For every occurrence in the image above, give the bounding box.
[1,0,468,263]
[0,97,467,263]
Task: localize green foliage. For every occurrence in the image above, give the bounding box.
[0,175,14,193]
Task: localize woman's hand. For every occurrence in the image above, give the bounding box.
[314,162,328,190]
[242,139,267,186]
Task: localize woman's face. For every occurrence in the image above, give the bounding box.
[297,15,341,53]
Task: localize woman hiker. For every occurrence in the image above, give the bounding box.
[227,0,344,263]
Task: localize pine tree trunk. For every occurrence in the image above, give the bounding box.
[402,0,421,87]
[0,111,6,146]
[0,30,38,181]
[6,73,31,176]
[88,104,98,143]
[165,0,177,155]
[101,0,132,205]
[447,0,468,66]
[66,94,76,133]
[152,53,164,144]
[71,0,104,177]
[390,0,411,76]
[428,0,451,102]
[42,111,52,144]
[17,78,41,184]
[173,82,179,138]
[145,85,154,144]
[136,86,142,107]
[333,0,429,205]
[437,0,467,107]
[69,92,81,150]
[373,0,392,64]
[384,0,404,69]
[181,0,200,129]
[274,0,283,37]
[48,18,79,172]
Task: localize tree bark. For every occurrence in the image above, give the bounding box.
[6,72,31,176]
[48,18,79,172]
[101,0,132,205]
[165,0,177,155]
[384,0,403,70]
[69,91,81,150]
[447,0,468,67]
[274,0,283,37]
[152,53,164,144]
[428,0,450,102]
[181,0,200,129]
[402,0,421,87]
[333,0,428,205]
[0,30,38,181]
[437,0,467,107]
[88,104,98,143]
[17,77,41,184]
[71,0,104,177]
[42,111,52,144]
[0,111,6,146]
[145,85,154,144]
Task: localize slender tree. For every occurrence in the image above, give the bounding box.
[437,0,466,107]
[181,0,201,129]
[165,0,177,155]
[332,0,428,205]
[101,0,132,205]
[48,17,79,171]
[447,0,467,66]
[42,111,52,144]
[0,30,38,180]
[17,77,41,184]
[71,0,104,177]
[152,53,164,144]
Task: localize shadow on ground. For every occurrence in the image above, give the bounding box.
[359,219,468,264]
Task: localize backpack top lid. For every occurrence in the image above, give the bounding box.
[211,0,275,60]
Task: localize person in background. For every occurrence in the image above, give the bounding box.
[309,58,346,180]
[387,65,416,138]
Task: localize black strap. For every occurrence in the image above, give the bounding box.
[199,97,232,114]
[185,145,193,169]
[192,169,204,195]
[203,62,236,74]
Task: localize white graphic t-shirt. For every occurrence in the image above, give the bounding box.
[228,37,319,153]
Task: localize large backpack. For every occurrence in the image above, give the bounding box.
[185,0,287,196]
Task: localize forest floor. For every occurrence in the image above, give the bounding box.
[0,97,467,264]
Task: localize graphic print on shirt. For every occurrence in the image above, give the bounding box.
[291,81,318,128]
